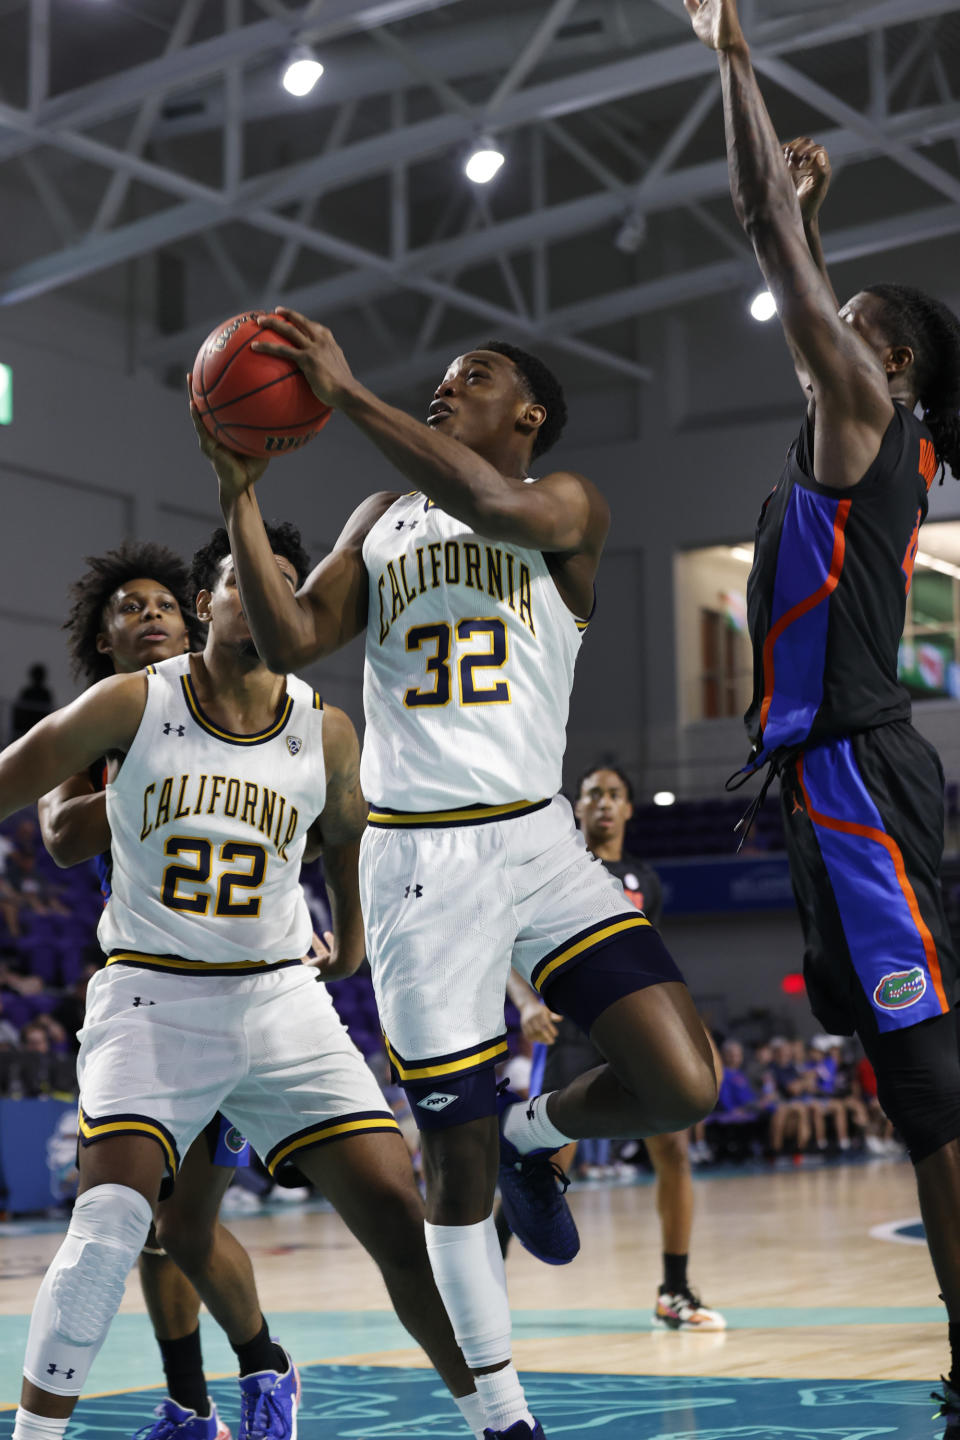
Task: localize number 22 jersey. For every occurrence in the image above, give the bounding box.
[98,653,325,967]
[360,491,590,812]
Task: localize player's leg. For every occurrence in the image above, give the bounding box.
[16,1134,165,1433]
[783,728,960,1428]
[146,1117,268,1435]
[230,962,501,1438]
[358,818,546,1436]
[647,1131,725,1331]
[14,964,237,1440]
[293,1128,486,1433]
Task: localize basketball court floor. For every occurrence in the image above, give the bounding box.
[0,1154,948,1437]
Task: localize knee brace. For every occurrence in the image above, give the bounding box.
[870,1011,960,1164]
[23,1184,152,1396]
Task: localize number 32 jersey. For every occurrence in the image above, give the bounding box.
[360,491,589,812]
[98,653,325,967]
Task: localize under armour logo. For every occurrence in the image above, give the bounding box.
[163,722,185,736]
[47,1364,76,1378]
[394,519,419,530]
[404,884,424,899]
[132,997,155,1008]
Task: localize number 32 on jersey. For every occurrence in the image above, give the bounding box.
[404,617,509,708]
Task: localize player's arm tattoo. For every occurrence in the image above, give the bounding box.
[38,772,111,869]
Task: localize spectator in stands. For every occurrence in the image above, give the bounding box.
[766,1037,814,1154]
[53,960,98,1052]
[9,664,53,741]
[0,994,20,1049]
[21,1020,49,1055]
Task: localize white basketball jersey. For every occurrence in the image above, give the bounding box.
[99,654,325,966]
[360,492,588,811]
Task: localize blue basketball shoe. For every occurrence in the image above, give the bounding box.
[237,1350,300,1440]
[933,1377,960,1436]
[135,1398,232,1438]
[483,1421,546,1439]
[497,1090,579,1266]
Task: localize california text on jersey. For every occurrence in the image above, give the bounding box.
[139,774,300,860]
[375,538,536,644]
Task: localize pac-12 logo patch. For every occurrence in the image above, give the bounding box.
[874,966,926,1010]
[286,735,302,756]
[417,1092,457,1112]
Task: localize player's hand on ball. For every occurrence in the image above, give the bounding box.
[252,309,355,409]
[783,137,831,223]
[683,0,746,51]
[187,377,270,499]
[519,1001,562,1046]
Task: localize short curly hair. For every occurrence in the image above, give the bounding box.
[480,340,568,462]
[190,521,312,597]
[65,541,200,685]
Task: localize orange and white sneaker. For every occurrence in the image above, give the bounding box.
[653,1286,726,1331]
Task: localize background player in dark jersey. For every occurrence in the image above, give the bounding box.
[504,765,725,1331]
[38,542,272,1440]
[686,0,960,1425]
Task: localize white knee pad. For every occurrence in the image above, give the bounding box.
[23,1184,152,1396]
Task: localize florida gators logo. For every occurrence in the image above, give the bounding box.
[224,1126,248,1154]
[874,966,926,1011]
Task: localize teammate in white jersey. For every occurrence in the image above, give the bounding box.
[3,524,479,1440]
[39,540,262,1440]
[193,317,719,1440]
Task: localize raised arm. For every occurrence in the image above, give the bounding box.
[38,772,111,869]
[0,674,145,825]
[189,390,395,671]
[308,704,368,982]
[685,0,893,489]
[250,311,610,554]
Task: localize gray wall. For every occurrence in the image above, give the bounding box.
[3,252,960,802]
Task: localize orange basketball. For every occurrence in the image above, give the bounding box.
[191,311,332,458]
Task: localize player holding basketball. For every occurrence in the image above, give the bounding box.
[6,525,480,1440]
[684,0,960,1428]
[505,764,725,1333]
[38,541,278,1440]
[192,326,719,1439]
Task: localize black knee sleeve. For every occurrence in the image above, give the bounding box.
[867,1009,960,1164]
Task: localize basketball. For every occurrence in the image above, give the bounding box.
[191,310,332,458]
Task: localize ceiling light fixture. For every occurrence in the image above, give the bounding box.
[749,290,777,322]
[465,136,505,185]
[653,790,676,807]
[282,45,324,98]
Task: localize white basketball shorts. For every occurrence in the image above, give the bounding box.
[359,794,673,1105]
[77,962,399,1183]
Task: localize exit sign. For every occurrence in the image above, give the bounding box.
[0,363,10,425]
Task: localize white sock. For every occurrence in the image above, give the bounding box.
[475,1363,536,1433]
[13,1411,70,1439]
[501,1091,572,1155]
[454,1389,487,1438]
[424,1216,512,1368]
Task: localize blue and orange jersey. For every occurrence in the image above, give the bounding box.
[745,403,939,765]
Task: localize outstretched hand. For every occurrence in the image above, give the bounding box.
[683,0,746,51]
[252,308,356,409]
[303,929,360,982]
[187,377,270,501]
[783,137,832,224]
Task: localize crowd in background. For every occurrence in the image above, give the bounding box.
[0,806,905,1212]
